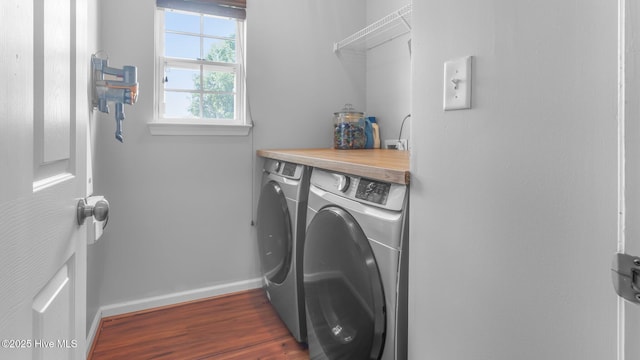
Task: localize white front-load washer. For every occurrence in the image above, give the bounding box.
[256,158,310,343]
[303,168,409,360]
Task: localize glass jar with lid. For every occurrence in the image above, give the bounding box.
[333,104,366,149]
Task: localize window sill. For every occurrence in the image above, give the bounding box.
[147,122,252,136]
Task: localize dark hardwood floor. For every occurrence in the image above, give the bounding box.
[88,289,309,360]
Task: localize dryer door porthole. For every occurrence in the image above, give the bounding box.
[304,206,386,360]
[257,181,293,285]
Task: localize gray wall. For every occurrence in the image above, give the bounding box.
[408,1,619,359]
[88,0,255,321]
[247,0,366,153]
[86,1,622,358]
[88,0,369,323]
[366,0,412,146]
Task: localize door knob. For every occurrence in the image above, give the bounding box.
[77,197,109,225]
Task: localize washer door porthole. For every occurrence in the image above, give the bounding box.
[304,206,386,360]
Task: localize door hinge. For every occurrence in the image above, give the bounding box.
[612,253,640,304]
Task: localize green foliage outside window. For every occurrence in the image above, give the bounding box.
[188,38,236,119]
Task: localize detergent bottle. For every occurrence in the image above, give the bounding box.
[367,117,381,148]
[364,117,374,149]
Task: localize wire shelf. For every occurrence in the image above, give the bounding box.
[333,3,412,53]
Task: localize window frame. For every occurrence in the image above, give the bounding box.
[150,7,250,136]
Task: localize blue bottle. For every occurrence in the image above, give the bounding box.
[364,117,374,149]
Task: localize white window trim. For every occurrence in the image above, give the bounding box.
[149,8,251,136]
[147,122,251,136]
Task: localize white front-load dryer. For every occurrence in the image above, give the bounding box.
[256,158,310,343]
[303,168,409,360]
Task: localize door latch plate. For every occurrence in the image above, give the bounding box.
[612,253,640,304]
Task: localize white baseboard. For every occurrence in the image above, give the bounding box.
[99,278,263,318]
[85,277,263,357]
[86,308,103,356]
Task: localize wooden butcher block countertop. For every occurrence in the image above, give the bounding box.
[257,148,410,185]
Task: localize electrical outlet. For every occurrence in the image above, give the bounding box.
[384,139,408,150]
[443,56,472,111]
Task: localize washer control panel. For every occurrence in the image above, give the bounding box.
[312,168,406,211]
[355,179,390,205]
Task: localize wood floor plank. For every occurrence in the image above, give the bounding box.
[89,289,309,360]
[207,337,310,360]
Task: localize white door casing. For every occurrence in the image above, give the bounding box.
[0,0,89,359]
[618,0,640,359]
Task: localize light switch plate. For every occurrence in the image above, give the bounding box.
[443,56,472,111]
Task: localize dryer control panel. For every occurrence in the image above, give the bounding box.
[264,159,304,180]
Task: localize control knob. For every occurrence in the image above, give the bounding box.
[334,174,350,193]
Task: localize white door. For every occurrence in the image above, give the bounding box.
[0,0,90,359]
[618,0,640,358]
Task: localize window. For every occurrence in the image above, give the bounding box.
[151,0,250,136]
